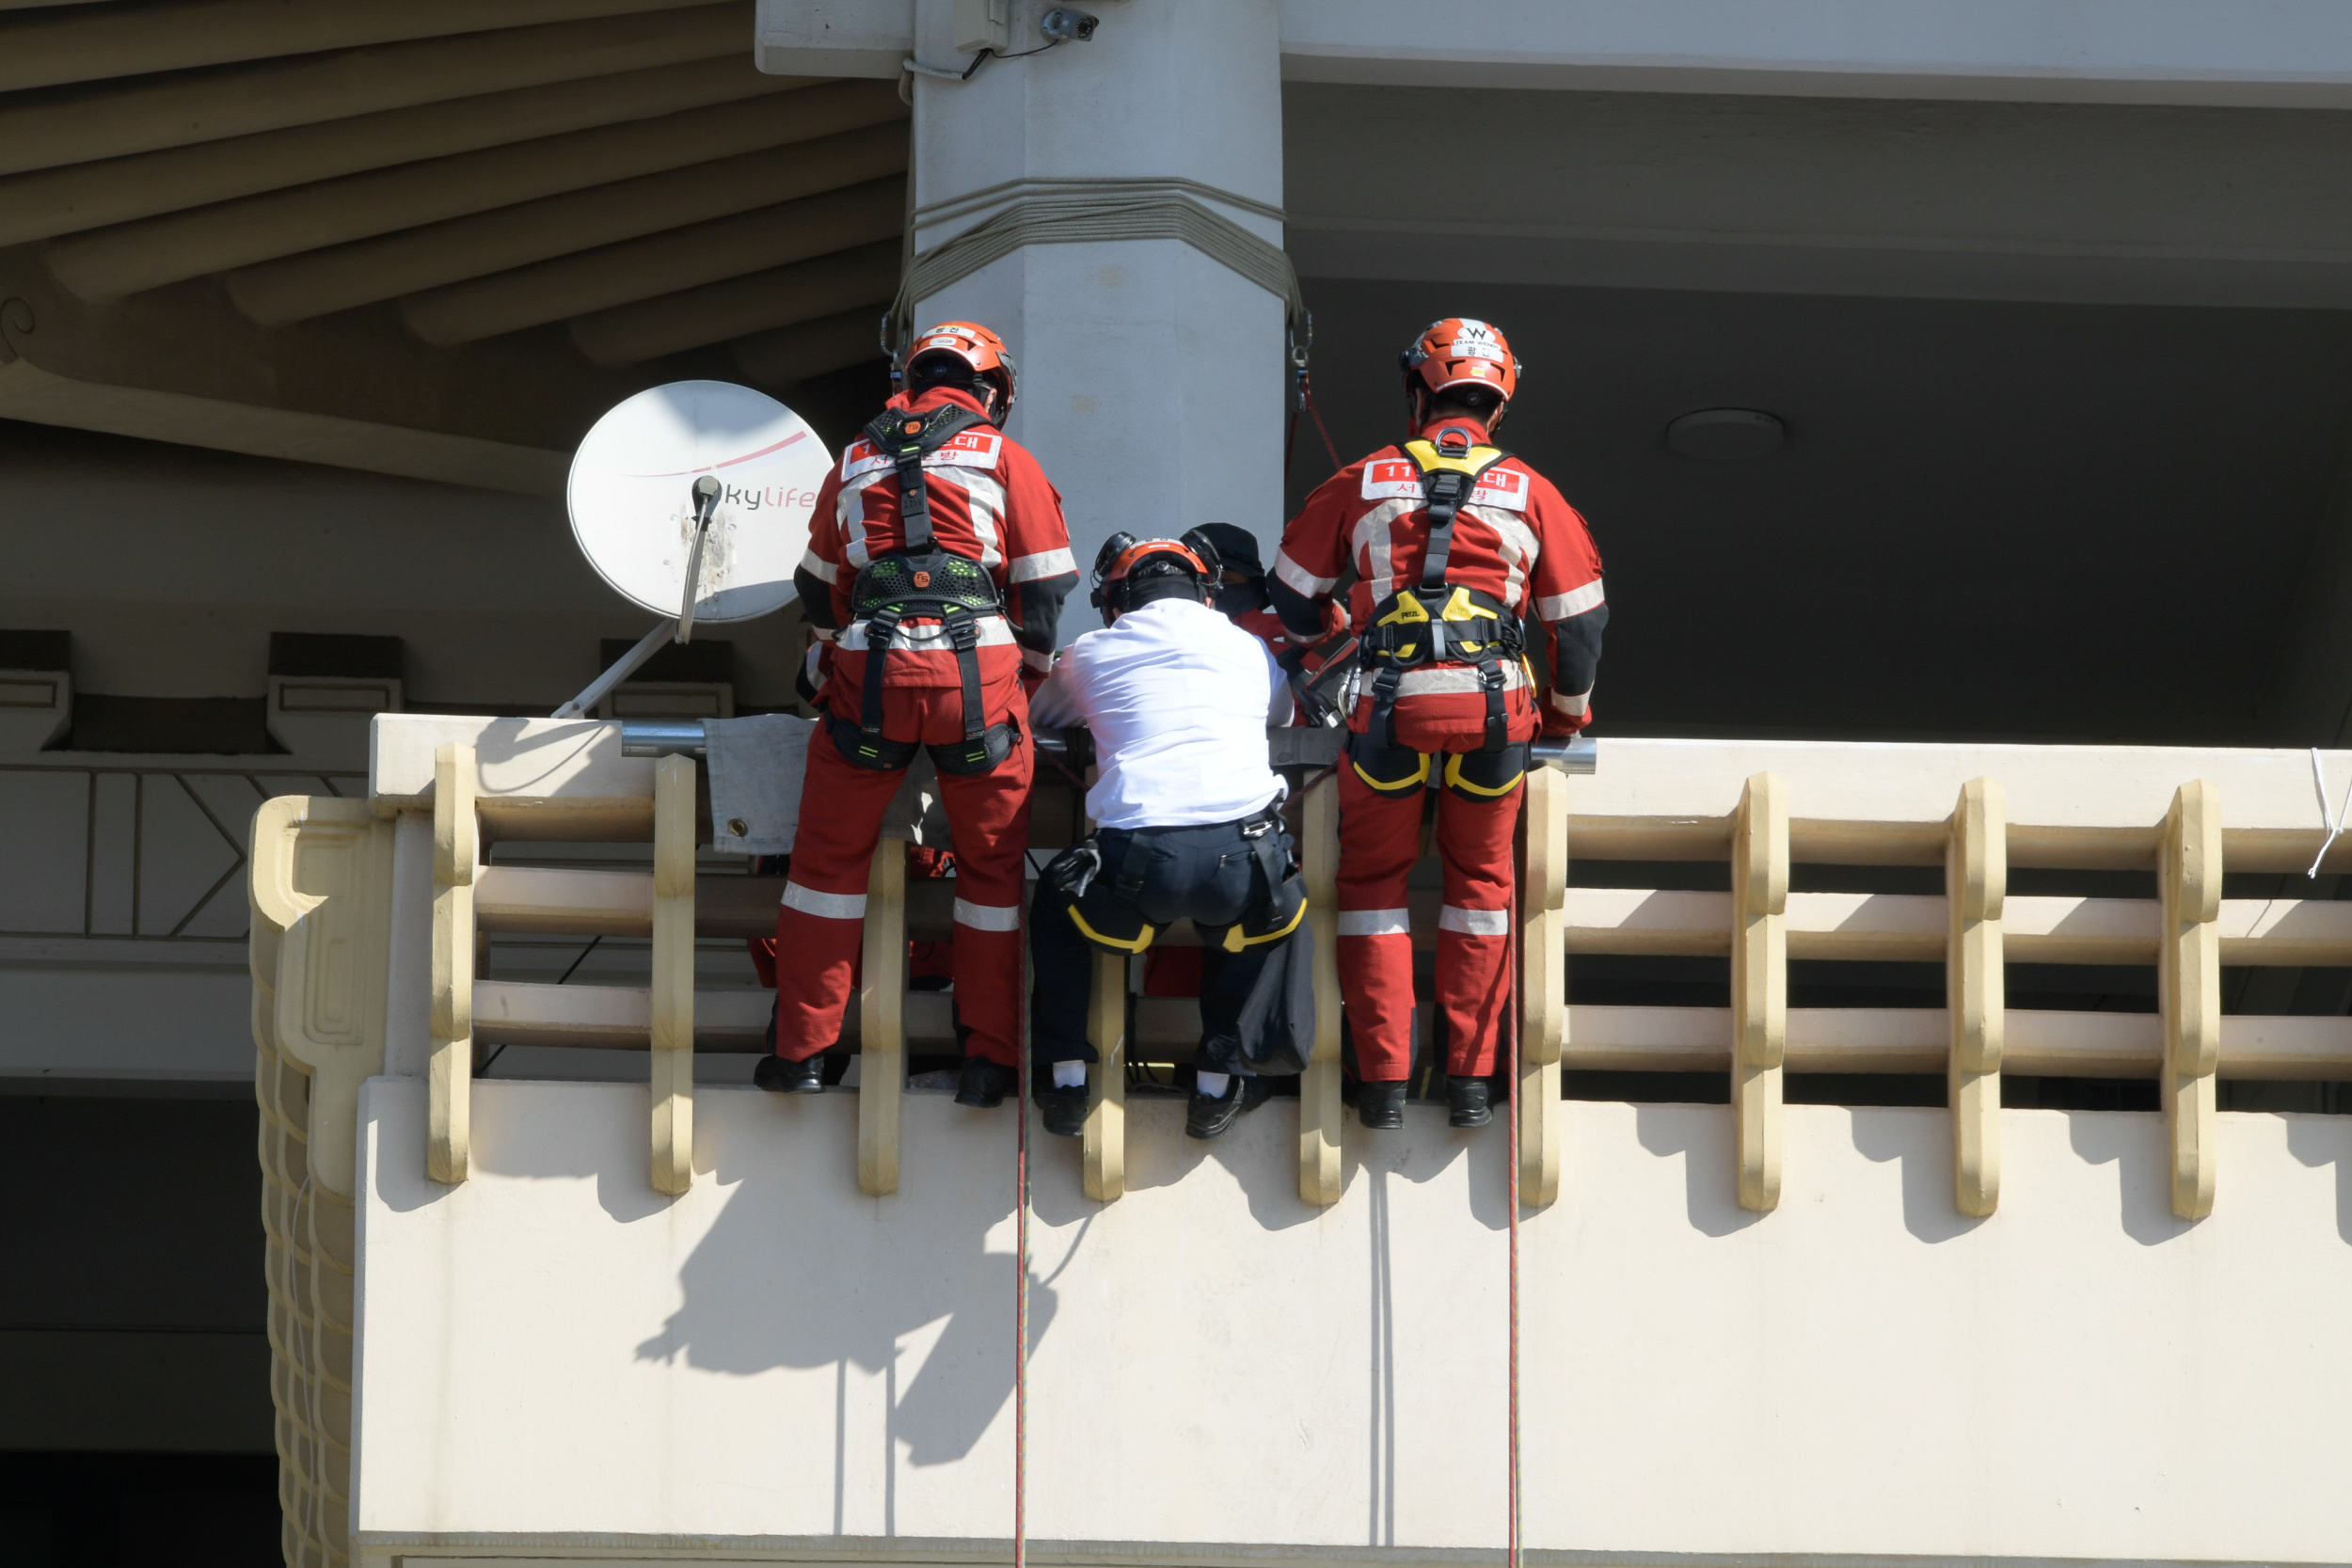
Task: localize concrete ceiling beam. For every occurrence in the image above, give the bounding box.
[0,0,723,95]
[0,355,570,496]
[227,122,907,326]
[730,306,890,387]
[567,239,900,366]
[0,3,754,179]
[44,80,904,301]
[7,55,820,255]
[401,177,904,345]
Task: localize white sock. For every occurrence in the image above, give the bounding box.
[1053,1060,1087,1089]
[1196,1070,1232,1100]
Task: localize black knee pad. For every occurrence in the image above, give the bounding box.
[1346,730,1432,797]
[1442,742,1528,801]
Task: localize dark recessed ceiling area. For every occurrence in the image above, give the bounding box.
[1287,277,2352,747]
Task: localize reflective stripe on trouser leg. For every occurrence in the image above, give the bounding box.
[772,736,910,1060]
[1336,765,1427,1082]
[934,739,1035,1068]
[1434,777,1523,1078]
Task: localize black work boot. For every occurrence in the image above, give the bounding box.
[1037,1069,1089,1137]
[955,1057,1019,1108]
[1185,1075,1271,1140]
[755,1052,826,1094]
[1447,1074,1493,1128]
[1357,1079,1408,1130]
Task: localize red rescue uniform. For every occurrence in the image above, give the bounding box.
[1272,415,1605,1082]
[777,386,1078,1069]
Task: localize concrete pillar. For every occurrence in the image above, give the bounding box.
[904,0,1287,589]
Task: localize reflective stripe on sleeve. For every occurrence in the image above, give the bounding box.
[1550,688,1591,718]
[1009,546,1076,583]
[1539,579,1605,621]
[1337,908,1411,938]
[783,882,867,921]
[798,549,838,584]
[1438,905,1510,937]
[953,898,1023,932]
[1272,546,1338,597]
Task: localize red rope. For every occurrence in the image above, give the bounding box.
[1507,838,1524,1568]
[1302,373,1344,475]
[1287,371,1345,483]
[1015,1012,1031,1568]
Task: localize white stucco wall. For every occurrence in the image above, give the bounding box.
[354,1079,2352,1564]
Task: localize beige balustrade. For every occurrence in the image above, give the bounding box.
[310,718,2352,1225]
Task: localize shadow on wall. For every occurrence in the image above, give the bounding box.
[627,1089,1054,1470]
[2286,1114,2352,1245]
[1848,1109,1986,1245]
[1633,1102,1763,1238]
[2064,1112,2200,1247]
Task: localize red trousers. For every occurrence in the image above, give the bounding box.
[771,707,1032,1068]
[1336,766,1520,1081]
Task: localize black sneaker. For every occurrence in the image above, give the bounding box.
[1039,1078,1089,1137]
[754,1053,825,1094]
[955,1057,1019,1108]
[1447,1074,1493,1128]
[1357,1079,1408,1130]
[1185,1076,1272,1140]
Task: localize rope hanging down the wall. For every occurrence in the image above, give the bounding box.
[883,177,1311,364]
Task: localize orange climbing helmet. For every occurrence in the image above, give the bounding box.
[1089,531,1221,618]
[900,320,1019,425]
[1399,317,1519,405]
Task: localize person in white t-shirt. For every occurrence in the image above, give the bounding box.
[1026,531,1304,1140]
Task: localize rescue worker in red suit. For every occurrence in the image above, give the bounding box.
[757,321,1079,1107]
[1270,318,1605,1131]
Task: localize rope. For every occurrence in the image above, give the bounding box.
[1506,902,1523,1568]
[1285,370,1344,483]
[2309,747,2352,878]
[1015,1010,1032,1568]
[887,177,1309,362]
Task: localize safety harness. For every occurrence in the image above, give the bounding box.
[834,403,1019,775]
[1049,801,1303,956]
[1356,430,1525,754]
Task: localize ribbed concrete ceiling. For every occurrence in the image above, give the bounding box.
[0,0,902,409]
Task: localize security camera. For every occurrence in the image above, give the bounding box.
[1040,8,1098,40]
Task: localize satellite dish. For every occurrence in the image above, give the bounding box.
[565,380,831,625]
[551,380,834,719]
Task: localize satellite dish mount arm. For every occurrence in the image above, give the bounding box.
[551,475,721,720]
[676,475,722,645]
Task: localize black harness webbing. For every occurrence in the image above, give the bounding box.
[879,404,986,553]
[840,404,1016,773]
[1360,434,1521,753]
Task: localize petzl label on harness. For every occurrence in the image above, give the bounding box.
[840,428,1004,483]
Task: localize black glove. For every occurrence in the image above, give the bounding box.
[1045,838,1103,899]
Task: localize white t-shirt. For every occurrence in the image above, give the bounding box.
[1029,595,1291,831]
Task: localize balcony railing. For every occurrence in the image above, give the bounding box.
[246,717,2352,1568]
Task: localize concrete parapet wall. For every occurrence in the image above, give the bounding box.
[353,1079,2352,1566]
